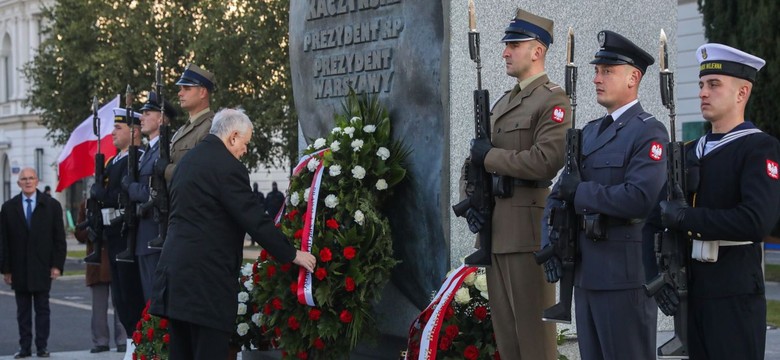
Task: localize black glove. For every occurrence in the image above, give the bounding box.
[469,138,493,168]
[654,284,680,316]
[465,208,485,234]
[543,254,563,283]
[121,175,132,192]
[153,159,169,177]
[90,183,105,200]
[555,159,581,203]
[660,185,688,229]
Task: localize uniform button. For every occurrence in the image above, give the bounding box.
[687,231,693,236]
[497,128,502,133]
[697,233,702,238]
[515,123,519,128]
[531,200,537,205]
[605,161,610,165]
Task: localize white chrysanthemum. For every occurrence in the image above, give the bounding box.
[480,290,489,300]
[462,272,476,286]
[454,287,471,304]
[331,140,341,152]
[241,263,253,277]
[351,139,364,152]
[352,166,366,180]
[304,187,311,202]
[290,192,300,207]
[474,274,488,292]
[376,147,390,161]
[331,127,342,134]
[344,127,355,138]
[237,303,247,315]
[236,323,250,336]
[313,138,327,149]
[354,210,365,226]
[350,116,361,124]
[243,280,254,292]
[307,158,320,172]
[375,179,388,190]
[363,125,376,133]
[324,194,339,208]
[251,313,262,326]
[238,291,249,303]
[329,164,342,177]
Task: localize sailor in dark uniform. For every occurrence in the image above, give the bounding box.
[661,43,780,360]
[545,30,668,360]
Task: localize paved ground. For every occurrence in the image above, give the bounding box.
[1,238,779,359]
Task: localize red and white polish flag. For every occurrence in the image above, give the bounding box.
[55,95,120,192]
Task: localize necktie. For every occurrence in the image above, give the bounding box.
[25,198,32,227]
[508,84,521,102]
[598,115,614,135]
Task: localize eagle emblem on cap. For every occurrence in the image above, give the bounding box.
[598,31,606,47]
[701,48,708,60]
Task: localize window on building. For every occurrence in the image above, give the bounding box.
[3,154,9,202]
[1,34,11,103]
[35,148,44,181]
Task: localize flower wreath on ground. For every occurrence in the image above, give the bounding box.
[405,265,500,360]
[132,300,170,360]
[230,260,271,352]
[251,92,408,359]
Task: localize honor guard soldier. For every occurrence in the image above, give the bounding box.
[157,63,215,182]
[123,92,177,300]
[465,9,570,359]
[92,108,146,358]
[660,43,780,360]
[544,30,668,360]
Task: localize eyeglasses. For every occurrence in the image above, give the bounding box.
[19,177,37,182]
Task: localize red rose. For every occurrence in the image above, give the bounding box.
[159,318,168,329]
[274,327,282,338]
[141,355,147,360]
[315,267,327,281]
[143,313,151,321]
[272,298,283,310]
[290,282,298,294]
[494,351,501,360]
[260,250,268,261]
[266,265,277,277]
[136,321,142,331]
[444,324,459,338]
[325,218,339,230]
[474,306,488,321]
[313,337,325,350]
[132,353,137,360]
[309,308,322,321]
[294,229,303,239]
[286,209,299,221]
[345,277,355,292]
[281,263,292,272]
[464,345,479,360]
[288,315,300,330]
[146,327,154,341]
[438,335,452,350]
[339,309,353,323]
[296,352,308,359]
[319,247,333,262]
[163,334,170,344]
[343,246,356,260]
[132,331,142,344]
[444,304,454,320]
[253,273,260,284]
[263,304,272,315]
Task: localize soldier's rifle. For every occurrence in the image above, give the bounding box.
[452,0,494,267]
[82,96,106,265]
[116,85,139,263]
[147,62,170,250]
[533,27,580,323]
[643,29,689,359]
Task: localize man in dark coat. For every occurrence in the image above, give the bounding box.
[150,109,315,360]
[264,181,285,217]
[1,167,66,358]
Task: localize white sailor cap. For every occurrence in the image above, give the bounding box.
[697,43,766,83]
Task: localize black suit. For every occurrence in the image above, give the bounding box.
[0,190,66,353]
[98,153,145,336]
[150,134,295,360]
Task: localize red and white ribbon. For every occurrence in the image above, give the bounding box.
[297,150,328,307]
[274,149,329,225]
[406,265,477,360]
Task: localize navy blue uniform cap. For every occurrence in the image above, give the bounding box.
[590,30,654,74]
[140,91,179,120]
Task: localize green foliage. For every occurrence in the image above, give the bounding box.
[698,0,780,138]
[23,0,296,169]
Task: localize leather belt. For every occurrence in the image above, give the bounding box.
[579,216,642,228]
[512,179,552,188]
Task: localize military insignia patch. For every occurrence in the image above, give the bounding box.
[552,106,565,123]
[701,48,708,60]
[768,159,779,180]
[649,142,663,161]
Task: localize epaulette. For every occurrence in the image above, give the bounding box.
[639,114,657,123]
[544,82,563,92]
